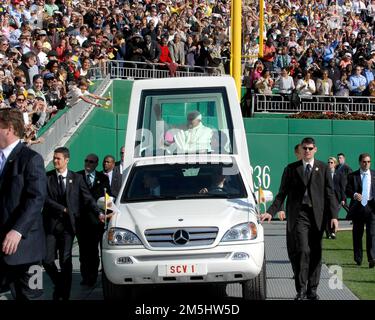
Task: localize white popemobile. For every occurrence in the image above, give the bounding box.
[99,76,272,300]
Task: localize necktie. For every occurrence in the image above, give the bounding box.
[58,175,66,196]
[0,150,5,175]
[303,164,312,206]
[305,163,312,183]
[361,172,369,207]
[86,173,93,188]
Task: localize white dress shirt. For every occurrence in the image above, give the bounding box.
[302,159,315,171]
[360,169,372,201]
[105,170,113,186]
[56,169,68,189]
[0,139,20,162]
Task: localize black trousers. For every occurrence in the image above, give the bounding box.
[0,259,43,300]
[76,222,104,283]
[43,224,74,300]
[290,206,324,294]
[352,205,375,263]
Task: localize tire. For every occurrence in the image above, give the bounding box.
[242,254,267,300]
[102,271,132,301]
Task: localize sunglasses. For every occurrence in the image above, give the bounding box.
[17,98,25,102]
[303,147,314,151]
[85,159,96,164]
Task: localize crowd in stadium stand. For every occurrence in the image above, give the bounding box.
[0,0,375,143]
[244,0,375,99]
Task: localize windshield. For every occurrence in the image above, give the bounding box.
[121,163,247,203]
[135,87,234,157]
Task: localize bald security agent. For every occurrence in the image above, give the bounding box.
[76,153,111,286]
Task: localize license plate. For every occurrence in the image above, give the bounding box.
[158,264,207,276]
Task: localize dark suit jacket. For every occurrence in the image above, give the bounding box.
[77,170,111,200]
[43,170,100,234]
[76,170,111,225]
[332,170,346,202]
[345,169,375,220]
[0,142,47,265]
[268,159,338,232]
[335,163,352,202]
[142,40,161,61]
[104,165,122,199]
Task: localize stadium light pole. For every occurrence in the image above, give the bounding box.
[231,0,242,100]
[259,0,264,58]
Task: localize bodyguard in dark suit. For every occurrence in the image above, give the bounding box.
[325,156,343,239]
[103,155,122,199]
[43,147,103,300]
[0,108,46,300]
[262,137,338,300]
[345,153,375,268]
[76,153,110,286]
[336,153,352,206]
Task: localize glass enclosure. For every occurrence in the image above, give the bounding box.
[135,88,234,157]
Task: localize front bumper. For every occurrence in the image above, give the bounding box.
[102,242,264,285]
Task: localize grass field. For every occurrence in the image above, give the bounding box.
[322,230,375,300]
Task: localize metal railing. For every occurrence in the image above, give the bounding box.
[252,94,375,114]
[88,60,223,80]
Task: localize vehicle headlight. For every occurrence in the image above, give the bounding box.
[221,222,257,242]
[108,228,142,245]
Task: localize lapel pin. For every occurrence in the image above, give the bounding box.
[69,179,73,183]
[315,167,319,171]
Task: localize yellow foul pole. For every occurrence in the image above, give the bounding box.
[259,0,264,57]
[231,0,242,100]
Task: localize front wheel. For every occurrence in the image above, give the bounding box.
[102,271,132,300]
[242,254,267,300]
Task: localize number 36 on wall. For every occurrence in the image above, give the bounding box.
[250,165,271,190]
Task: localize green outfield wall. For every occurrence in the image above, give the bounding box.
[61,80,375,219]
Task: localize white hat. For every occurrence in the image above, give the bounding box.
[343,42,350,47]
[344,52,352,58]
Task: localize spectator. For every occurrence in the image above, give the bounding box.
[349,65,367,95]
[335,72,351,97]
[274,46,292,73]
[168,33,185,66]
[296,71,316,96]
[316,69,333,96]
[261,37,276,72]
[18,51,38,87]
[275,67,295,95]
[66,77,110,108]
[142,35,161,64]
[255,69,274,95]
